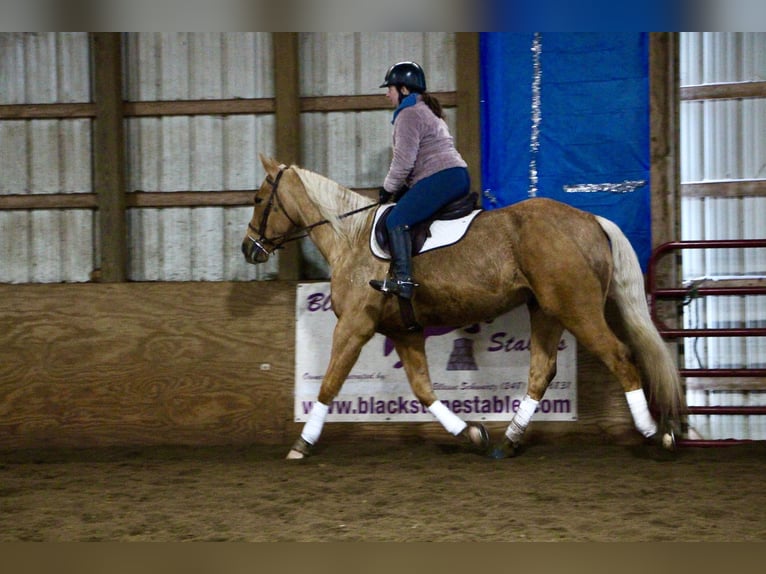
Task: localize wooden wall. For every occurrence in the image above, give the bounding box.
[0,282,639,450]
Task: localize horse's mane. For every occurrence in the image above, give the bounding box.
[292,166,375,243]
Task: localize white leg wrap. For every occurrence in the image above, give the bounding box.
[428,400,467,436]
[504,395,539,444]
[625,389,658,438]
[301,402,329,445]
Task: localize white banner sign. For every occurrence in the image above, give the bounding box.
[295,282,577,422]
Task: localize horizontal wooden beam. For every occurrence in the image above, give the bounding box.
[124,98,275,117]
[0,192,255,210]
[0,187,383,211]
[301,94,389,112]
[0,92,458,121]
[0,102,96,119]
[300,91,457,112]
[0,193,98,210]
[680,81,766,101]
[681,179,766,198]
[127,191,256,207]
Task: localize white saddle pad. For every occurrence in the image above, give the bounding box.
[369,205,483,260]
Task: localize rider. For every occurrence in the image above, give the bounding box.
[369,61,471,300]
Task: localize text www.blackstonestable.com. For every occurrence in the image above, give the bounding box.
[300,395,572,417]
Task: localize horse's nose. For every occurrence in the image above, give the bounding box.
[242,237,268,264]
[242,238,255,263]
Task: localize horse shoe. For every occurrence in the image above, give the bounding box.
[461,422,490,454]
[286,436,313,460]
[487,437,514,460]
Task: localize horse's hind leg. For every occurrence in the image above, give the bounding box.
[558,304,663,444]
[492,305,564,459]
[393,332,489,453]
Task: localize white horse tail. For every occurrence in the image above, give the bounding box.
[595,216,686,425]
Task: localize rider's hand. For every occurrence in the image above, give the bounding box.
[378,187,393,204]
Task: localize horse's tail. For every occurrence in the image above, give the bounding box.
[595,216,686,426]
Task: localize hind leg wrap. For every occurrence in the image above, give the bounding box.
[625,389,658,438]
[505,395,539,445]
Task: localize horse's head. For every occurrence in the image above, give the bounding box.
[242,155,301,265]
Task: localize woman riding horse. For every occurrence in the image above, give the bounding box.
[242,157,684,460]
[370,61,472,300]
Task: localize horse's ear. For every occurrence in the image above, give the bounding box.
[259,154,280,178]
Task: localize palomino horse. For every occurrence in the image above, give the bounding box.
[242,155,685,460]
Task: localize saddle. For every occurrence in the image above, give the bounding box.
[374,192,481,256]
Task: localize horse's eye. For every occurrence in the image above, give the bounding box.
[254,196,263,205]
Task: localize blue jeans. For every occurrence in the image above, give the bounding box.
[386,166,471,231]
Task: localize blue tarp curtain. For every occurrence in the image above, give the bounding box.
[479,33,652,271]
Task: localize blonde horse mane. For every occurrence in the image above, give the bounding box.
[292,166,375,243]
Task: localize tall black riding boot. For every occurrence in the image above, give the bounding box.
[369,225,419,299]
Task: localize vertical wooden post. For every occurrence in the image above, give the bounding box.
[455,32,482,195]
[272,32,303,280]
[92,33,127,282]
[649,32,680,251]
[649,33,681,340]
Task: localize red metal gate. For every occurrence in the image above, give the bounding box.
[647,239,766,445]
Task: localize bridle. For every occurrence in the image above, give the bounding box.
[244,164,380,261]
[246,165,295,252]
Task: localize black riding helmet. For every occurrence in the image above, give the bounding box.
[379,61,427,93]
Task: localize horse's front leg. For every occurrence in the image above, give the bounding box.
[287,313,376,460]
[491,305,564,459]
[393,332,489,454]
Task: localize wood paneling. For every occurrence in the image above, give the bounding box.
[0,282,295,448]
[0,282,637,450]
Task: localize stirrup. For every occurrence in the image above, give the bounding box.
[369,277,418,299]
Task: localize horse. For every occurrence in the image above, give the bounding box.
[242,155,685,460]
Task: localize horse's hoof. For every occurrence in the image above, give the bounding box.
[286,449,306,460]
[661,430,676,451]
[285,436,312,460]
[649,429,676,452]
[645,430,677,461]
[461,422,490,454]
[489,447,507,460]
[488,438,518,459]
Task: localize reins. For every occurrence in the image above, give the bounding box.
[249,165,380,250]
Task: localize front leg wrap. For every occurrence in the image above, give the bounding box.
[301,402,329,444]
[286,402,329,459]
[428,400,467,435]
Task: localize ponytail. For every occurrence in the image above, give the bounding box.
[421,92,444,119]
